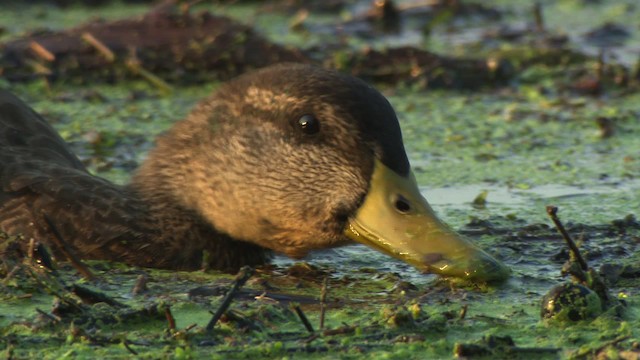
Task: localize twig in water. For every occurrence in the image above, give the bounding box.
[81,32,115,62]
[319,276,328,329]
[206,266,254,332]
[29,41,55,62]
[132,274,148,296]
[548,208,619,307]
[171,323,198,339]
[22,261,86,312]
[126,48,172,94]
[533,2,544,33]
[26,238,57,275]
[293,304,315,334]
[573,335,631,358]
[123,340,138,356]
[34,242,55,271]
[546,206,589,271]
[459,304,468,320]
[36,308,62,323]
[27,238,36,258]
[24,59,52,76]
[42,214,95,280]
[596,50,605,85]
[2,265,21,285]
[165,306,176,330]
[71,284,126,307]
[322,325,355,336]
[302,333,320,344]
[455,335,560,358]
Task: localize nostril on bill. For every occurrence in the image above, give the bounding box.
[394,194,412,214]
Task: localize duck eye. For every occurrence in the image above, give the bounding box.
[295,114,320,135]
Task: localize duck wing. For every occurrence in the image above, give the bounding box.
[0,90,150,262]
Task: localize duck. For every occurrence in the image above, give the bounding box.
[0,64,509,282]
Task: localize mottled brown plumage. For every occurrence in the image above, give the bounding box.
[0,64,409,272]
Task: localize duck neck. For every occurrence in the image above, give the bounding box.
[125,180,270,272]
[127,112,270,271]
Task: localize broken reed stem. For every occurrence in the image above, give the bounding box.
[456,344,560,357]
[71,284,125,308]
[23,264,85,312]
[2,265,21,285]
[29,41,55,62]
[27,238,36,258]
[81,32,115,62]
[36,308,61,323]
[125,49,172,94]
[533,2,544,33]
[42,214,95,281]
[24,59,52,76]
[123,340,138,356]
[165,306,176,330]
[170,323,198,339]
[206,266,254,332]
[34,243,55,270]
[26,238,55,272]
[133,65,173,94]
[587,335,631,357]
[293,305,315,334]
[546,206,589,271]
[459,304,468,320]
[596,50,605,83]
[132,274,148,296]
[319,276,328,329]
[322,325,356,336]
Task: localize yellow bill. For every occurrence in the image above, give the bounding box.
[345,159,510,282]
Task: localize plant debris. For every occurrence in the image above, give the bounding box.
[1,0,640,358]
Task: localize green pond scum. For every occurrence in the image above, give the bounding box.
[2,0,640,359]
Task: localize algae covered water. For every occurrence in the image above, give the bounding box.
[1,0,640,358]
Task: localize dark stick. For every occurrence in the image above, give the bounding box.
[34,242,55,271]
[512,346,560,354]
[36,308,61,322]
[71,284,126,307]
[165,306,176,330]
[322,325,356,336]
[23,263,85,312]
[42,214,95,280]
[206,266,254,332]
[596,50,605,84]
[459,304,468,320]
[2,265,21,285]
[546,206,589,271]
[27,238,36,259]
[293,305,315,334]
[319,276,328,329]
[171,323,198,339]
[588,335,630,356]
[303,333,320,344]
[533,2,545,32]
[123,340,138,356]
[132,274,148,296]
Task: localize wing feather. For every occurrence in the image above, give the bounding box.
[0,90,150,262]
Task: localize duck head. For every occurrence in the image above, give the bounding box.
[136,64,509,282]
